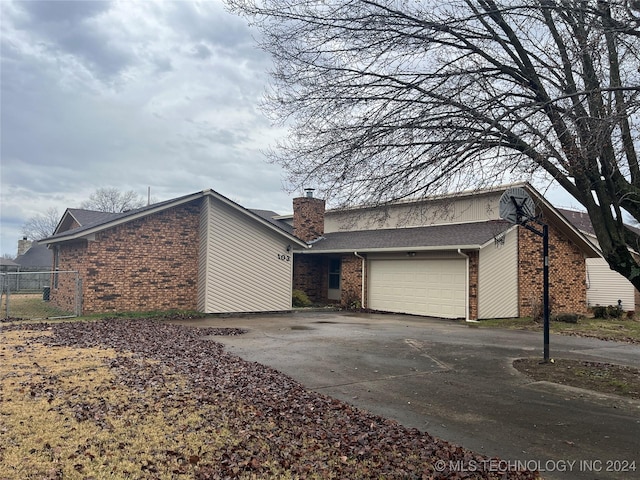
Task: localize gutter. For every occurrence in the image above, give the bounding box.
[354,251,366,309]
[300,245,481,254]
[457,249,472,322]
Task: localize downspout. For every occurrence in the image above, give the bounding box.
[354,251,366,309]
[457,249,471,322]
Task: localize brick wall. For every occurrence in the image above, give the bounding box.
[293,253,365,307]
[293,196,325,242]
[518,222,587,316]
[340,254,363,307]
[51,202,200,314]
[467,250,479,320]
[293,254,327,302]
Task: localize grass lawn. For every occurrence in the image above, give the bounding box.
[476,315,640,399]
[1,293,74,320]
[475,315,640,343]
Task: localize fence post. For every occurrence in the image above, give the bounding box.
[75,273,83,316]
[4,274,10,319]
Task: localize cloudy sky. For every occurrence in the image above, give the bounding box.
[0,0,299,256]
[0,0,581,257]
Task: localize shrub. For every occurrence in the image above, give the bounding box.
[530,296,554,323]
[606,304,623,318]
[552,313,579,324]
[592,305,608,319]
[592,305,623,319]
[341,291,362,310]
[292,289,312,307]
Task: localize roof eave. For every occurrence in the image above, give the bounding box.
[523,186,601,258]
[42,189,308,249]
[295,245,481,254]
[41,192,206,245]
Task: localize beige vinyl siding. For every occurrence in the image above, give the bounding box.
[197,197,211,311]
[198,196,293,313]
[586,258,635,310]
[325,192,502,233]
[478,227,518,319]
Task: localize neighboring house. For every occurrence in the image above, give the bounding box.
[40,190,307,315]
[287,183,600,320]
[0,257,19,273]
[14,243,53,270]
[557,209,639,312]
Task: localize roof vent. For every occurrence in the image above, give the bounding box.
[304,188,315,198]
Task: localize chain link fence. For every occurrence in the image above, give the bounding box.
[1,271,81,320]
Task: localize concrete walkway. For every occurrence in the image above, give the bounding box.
[175,311,640,480]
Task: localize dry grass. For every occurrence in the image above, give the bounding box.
[1,328,390,480]
[1,293,73,320]
[0,329,258,479]
[476,316,640,343]
[513,358,640,400]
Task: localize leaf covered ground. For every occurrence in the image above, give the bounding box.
[513,358,640,400]
[1,319,539,479]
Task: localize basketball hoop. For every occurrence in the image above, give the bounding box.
[499,187,551,363]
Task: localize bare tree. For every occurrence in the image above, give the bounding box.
[227,0,640,288]
[21,207,60,240]
[80,187,145,213]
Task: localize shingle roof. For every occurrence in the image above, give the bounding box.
[44,193,200,242]
[557,208,640,238]
[556,209,595,236]
[14,244,53,268]
[249,209,293,234]
[307,220,513,252]
[0,257,19,267]
[67,208,119,226]
[40,190,307,248]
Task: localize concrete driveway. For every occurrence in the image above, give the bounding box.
[174,311,640,480]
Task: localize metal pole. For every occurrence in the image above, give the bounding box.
[543,224,550,362]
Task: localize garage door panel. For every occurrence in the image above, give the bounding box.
[369,259,466,318]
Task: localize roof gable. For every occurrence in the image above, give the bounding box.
[41,189,307,248]
[55,208,119,234]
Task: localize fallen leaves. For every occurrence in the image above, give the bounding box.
[1,320,540,479]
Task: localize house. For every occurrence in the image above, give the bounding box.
[40,190,307,315]
[287,183,601,320]
[557,209,639,312]
[14,243,53,270]
[0,257,19,273]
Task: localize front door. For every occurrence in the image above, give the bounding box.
[328,257,341,301]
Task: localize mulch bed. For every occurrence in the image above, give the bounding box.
[2,319,538,479]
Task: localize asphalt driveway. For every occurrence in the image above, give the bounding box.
[174,311,640,480]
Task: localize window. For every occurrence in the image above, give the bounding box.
[329,258,341,290]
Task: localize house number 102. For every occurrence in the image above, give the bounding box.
[277,254,291,262]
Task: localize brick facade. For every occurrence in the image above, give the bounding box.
[293,253,364,307]
[293,255,327,302]
[50,202,200,314]
[340,254,363,307]
[467,250,479,320]
[518,222,587,316]
[293,196,325,242]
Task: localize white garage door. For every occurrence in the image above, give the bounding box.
[369,259,466,318]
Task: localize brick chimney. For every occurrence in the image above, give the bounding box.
[293,188,325,243]
[17,237,33,256]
